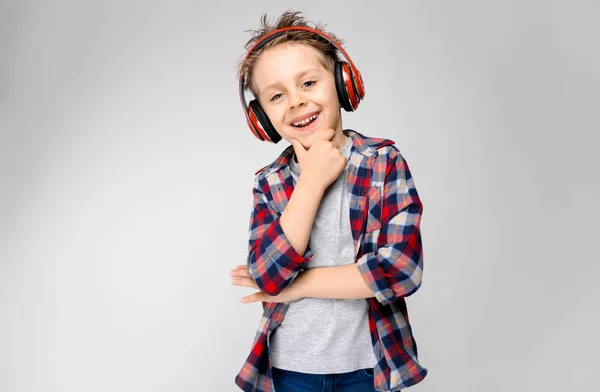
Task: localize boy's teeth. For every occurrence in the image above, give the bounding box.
[293,114,318,127]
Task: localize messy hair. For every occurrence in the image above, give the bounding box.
[235,10,345,98]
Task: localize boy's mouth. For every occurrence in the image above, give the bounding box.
[290,112,320,129]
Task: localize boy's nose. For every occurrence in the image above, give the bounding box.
[288,91,307,109]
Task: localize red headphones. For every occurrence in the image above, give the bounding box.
[238,26,366,143]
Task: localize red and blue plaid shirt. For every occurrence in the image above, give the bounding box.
[235,129,427,391]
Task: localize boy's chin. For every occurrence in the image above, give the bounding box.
[282,123,339,147]
[281,127,315,143]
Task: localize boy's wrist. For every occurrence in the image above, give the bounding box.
[289,270,308,300]
[297,174,327,195]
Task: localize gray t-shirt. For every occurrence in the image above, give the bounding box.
[269,136,377,373]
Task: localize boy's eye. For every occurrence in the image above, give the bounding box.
[269,81,315,102]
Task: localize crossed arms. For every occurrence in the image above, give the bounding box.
[231,148,424,307]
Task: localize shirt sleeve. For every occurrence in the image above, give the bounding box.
[356,148,424,306]
[246,175,314,296]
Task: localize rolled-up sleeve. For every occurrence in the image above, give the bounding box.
[356,149,424,306]
[247,176,314,296]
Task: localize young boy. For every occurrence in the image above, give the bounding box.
[230,10,427,392]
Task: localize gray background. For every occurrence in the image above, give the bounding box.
[1,0,598,391]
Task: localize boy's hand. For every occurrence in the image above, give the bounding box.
[230,265,302,304]
[291,129,347,192]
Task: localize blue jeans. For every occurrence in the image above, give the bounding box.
[271,366,378,392]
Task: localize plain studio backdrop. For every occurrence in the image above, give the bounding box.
[1,0,598,391]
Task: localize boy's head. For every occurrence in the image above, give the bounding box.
[237,11,364,149]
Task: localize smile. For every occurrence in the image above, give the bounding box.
[291,112,320,129]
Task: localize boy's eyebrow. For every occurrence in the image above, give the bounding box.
[260,68,321,97]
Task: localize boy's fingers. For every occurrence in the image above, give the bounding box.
[241,292,266,303]
[230,266,251,278]
[231,276,259,290]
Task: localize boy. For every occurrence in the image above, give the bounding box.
[230,10,427,392]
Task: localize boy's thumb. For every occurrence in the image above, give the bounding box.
[291,139,305,162]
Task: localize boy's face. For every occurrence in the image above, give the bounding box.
[252,43,344,149]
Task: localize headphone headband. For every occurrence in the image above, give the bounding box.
[241,26,361,82]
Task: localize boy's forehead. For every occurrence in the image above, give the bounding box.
[253,43,327,88]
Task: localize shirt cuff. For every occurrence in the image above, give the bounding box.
[356,251,396,306]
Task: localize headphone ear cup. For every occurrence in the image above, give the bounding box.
[248,99,282,144]
[335,62,353,112]
[334,61,361,111]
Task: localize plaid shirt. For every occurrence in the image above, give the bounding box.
[235,129,427,391]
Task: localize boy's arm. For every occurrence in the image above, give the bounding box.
[292,148,424,306]
[247,173,325,296]
[279,174,325,256]
[290,263,375,300]
[355,148,424,306]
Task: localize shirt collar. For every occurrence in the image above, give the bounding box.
[256,129,395,176]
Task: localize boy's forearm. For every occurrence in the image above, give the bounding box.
[279,175,325,256]
[291,263,375,300]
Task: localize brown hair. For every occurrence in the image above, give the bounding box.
[236,10,345,99]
